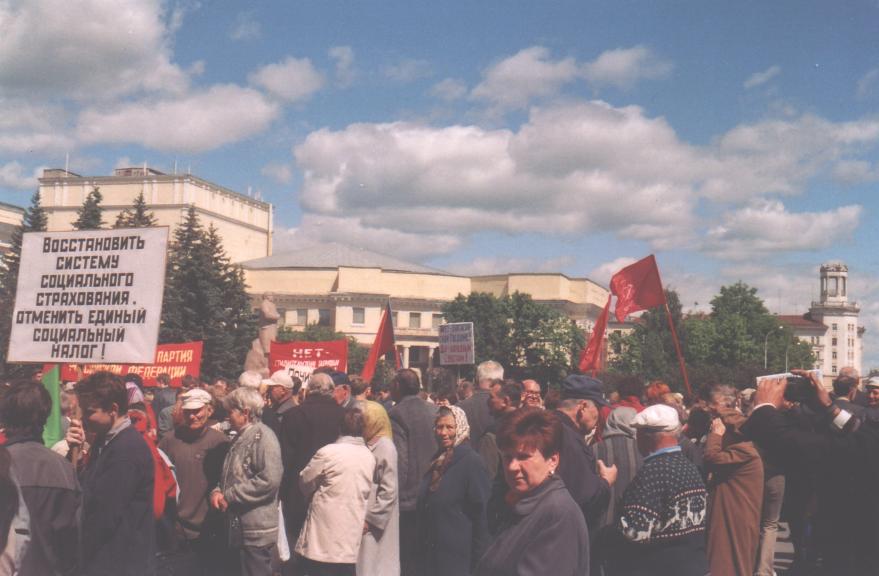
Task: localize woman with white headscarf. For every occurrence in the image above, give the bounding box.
[416,405,490,576]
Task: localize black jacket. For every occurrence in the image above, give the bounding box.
[416,443,490,576]
[743,405,879,575]
[6,436,80,576]
[80,424,155,576]
[554,409,610,529]
[279,393,345,537]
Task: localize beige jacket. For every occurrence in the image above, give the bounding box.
[295,436,376,564]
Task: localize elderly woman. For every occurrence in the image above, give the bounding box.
[416,405,490,576]
[476,408,589,576]
[357,401,400,576]
[295,407,375,575]
[210,387,283,576]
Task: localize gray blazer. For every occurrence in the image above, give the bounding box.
[389,395,437,511]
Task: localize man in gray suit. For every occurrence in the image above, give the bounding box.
[388,369,437,576]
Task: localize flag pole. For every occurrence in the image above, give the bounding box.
[664,302,691,397]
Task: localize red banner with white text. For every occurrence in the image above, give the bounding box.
[60,341,203,387]
[269,339,348,384]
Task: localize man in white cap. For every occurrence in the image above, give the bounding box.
[262,369,300,437]
[158,388,230,572]
[607,404,709,576]
[864,377,879,420]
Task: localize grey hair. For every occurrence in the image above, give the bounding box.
[708,383,737,410]
[307,373,335,397]
[223,386,265,420]
[476,360,504,384]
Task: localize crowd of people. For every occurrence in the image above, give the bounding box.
[1,359,879,576]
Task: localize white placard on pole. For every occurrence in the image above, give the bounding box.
[8,227,169,364]
[439,322,475,366]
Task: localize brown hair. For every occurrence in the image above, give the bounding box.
[497,408,562,458]
[76,371,127,414]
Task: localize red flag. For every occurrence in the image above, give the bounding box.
[361,303,400,383]
[611,255,666,322]
[579,295,611,374]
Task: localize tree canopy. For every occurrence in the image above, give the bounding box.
[114,192,158,228]
[609,282,815,393]
[160,206,256,380]
[73,187,104,230]
[442,291,585,386]
[0,192,48,379]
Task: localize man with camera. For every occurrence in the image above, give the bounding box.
[745,369,879,576]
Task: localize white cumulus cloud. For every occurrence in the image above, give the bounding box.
[0,0,188,100]
[704,200,862,260]
[471,47,580,111]
[581,45,673,90]
[249,57,325,103]
[77,85,280,153]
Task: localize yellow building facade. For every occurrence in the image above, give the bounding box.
[243,246,612,375]
[38,167,272,263]
[0,201,25,256]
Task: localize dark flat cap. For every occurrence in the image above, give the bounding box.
[560,374,608,407]
[330,371,351,386]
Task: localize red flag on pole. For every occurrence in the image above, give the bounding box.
[361,303,400,383]
[611,255,666,322]
[578,295,611,374]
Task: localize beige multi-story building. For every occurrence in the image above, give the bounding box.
[471,273,610,330]
[779,262,864,386]
[242,247,613,375]
[38,167,272,262]
[243,243,472,374]
[0,201,25,256]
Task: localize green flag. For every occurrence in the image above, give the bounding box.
[41,364,63,448]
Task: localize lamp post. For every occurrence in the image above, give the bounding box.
[764,325,783,370]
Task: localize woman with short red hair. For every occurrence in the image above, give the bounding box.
[475,408,589,576]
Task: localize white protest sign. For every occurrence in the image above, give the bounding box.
[8,227,168,364]
[439,322,475,365]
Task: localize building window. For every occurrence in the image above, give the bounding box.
[392,312,398,327]
[432,314,443,329]
[352,307,365,325]
[832,323,838,331]
[832,365,837,374]
[318,309,331,326]
[832,338,837,346]
[409,312,421,329]
[832,351,837,360]
[296,309,307,325]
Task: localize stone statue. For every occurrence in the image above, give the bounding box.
[244,338,269,375]
[258,293,280,356]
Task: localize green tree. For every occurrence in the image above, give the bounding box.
[114,192,158,228]
[73,186,104,230]
[441,291,584,386]
[277,323,369,375]
[160,207,256,380]
[0,192,48,379]
[611,282,816,393]
[610,290,685,389]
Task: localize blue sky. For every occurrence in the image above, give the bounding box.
[2,0,879,364]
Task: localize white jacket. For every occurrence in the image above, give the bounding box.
[295,436,376,564]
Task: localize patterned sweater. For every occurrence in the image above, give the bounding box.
[617,449,707,543]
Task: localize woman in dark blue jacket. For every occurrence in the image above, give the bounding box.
[417,405,490,576]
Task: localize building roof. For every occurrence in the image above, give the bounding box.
[777,314,827,331]
[241,242,455,275]
[0,201,25,214]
